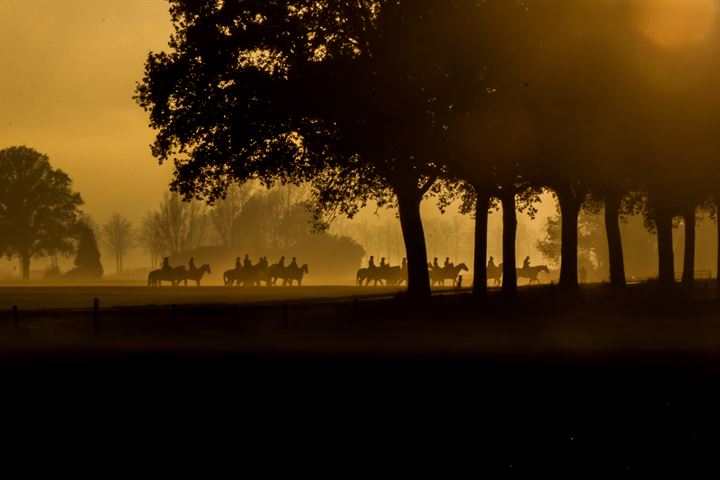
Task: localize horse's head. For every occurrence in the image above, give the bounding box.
[541,265,550,274]
[202,264,212,274]
[302,264,309,274]
[458,263,468,272]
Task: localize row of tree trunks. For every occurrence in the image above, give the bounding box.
[655,204,675,286]
[555,187,582,290]
[398,184,703,299]
[604,194,626,288]
[500,189,518,297]
[682,206,696,287]
[717,214,720,291]
[472,191,490,297]
[396,189,431,298]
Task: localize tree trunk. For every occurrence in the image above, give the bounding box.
[682,205,696,287]
[717,212,720,292]
[656,206,675,286]
[473,190,490,297]
[557,189,581,289]
[604,194,626,288]
[21,254,30,281]
[501,190,517,297]
[397,190,431,298]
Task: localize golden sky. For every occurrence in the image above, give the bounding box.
[0,0,173,225]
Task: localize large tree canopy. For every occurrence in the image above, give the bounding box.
[137,0,475,297]
[138,0,720,294]
[0,146,83,280]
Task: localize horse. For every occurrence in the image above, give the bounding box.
[356,267,386,286]
[225,263,266,286]
[148,268,174,286]
[429,263,469,287]
[147,266,186,286]
[176,264,211,286]
[384,266,407,286]
[276,264,309,286]
[264,263,286,286]
[517,265,550,285]
[488,263,503,286]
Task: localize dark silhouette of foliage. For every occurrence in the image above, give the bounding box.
[136,0,466,297]
[66,218,104,280]
[0,146,83,280]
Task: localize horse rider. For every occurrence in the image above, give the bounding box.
[189,257,196,271]
[432,257,440,270]
[278,256,286,268]
[161,257,171,271]
[380,257,387,269]
[401,257,407,270]
[243,254,252,268]
[289,257,298,269]
[523,256,531,270]
[487,256,496,270]
[235,256,241,270]
[444,257,452,269]
[368,256,376,270]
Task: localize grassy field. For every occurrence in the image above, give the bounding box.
[1,282,719,472]
[0,284,407,310]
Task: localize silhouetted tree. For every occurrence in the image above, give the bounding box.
[102,213,134,274]
[66,218,103,280]
[0,146,83,280]
[210,183,255,248]
[136,0,459,298]
[138,213,162,268]
[139,193,208,262]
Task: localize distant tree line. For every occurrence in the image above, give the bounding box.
[137,183,321,267]
[136,0,720,298]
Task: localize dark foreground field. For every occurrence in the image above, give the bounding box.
[4,283,720,472]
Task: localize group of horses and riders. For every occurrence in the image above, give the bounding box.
[356,255,468,287]
[147,257,212,286]
[223,255,309,287]
[427,257,469,287]
[356,254,548,288]
[356,256,409,286]
[487,256,550,286]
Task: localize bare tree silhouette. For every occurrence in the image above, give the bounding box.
[102,212,134,274]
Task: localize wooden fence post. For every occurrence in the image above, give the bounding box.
[93,298,100,336]
[12,305,18,334]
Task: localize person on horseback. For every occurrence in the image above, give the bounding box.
[433,257,440,270]
[523,256,531,270]
[235,257,241,269]
[380,257,387,269]
[488,256,496,270]
[243,254,252,268]
[368,256,376,270]
[189,257,196,271]
[289,257,298,269]
[161,257,171,271]
[401,257,407,270]
[278,256,285,268]
[444,257,451,269]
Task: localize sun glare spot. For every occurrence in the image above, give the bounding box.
[633,0,719,49]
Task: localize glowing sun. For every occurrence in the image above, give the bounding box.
[633,0,719,49]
